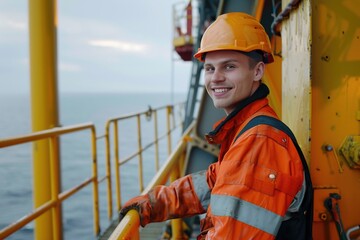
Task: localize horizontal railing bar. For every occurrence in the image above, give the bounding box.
[0,199,57,238]
[96,134,106,140]
[0,123,94,148]
[98,175,108,184]
[105,103,183,130]
[58,177,94,201]
[106,104,174,123]
[119,152,138,166]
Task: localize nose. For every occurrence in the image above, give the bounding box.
[210,69,225,82]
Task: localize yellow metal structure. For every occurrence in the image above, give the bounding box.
[311,1,360,239]
[29,0,60,239]
[281,0,360,239]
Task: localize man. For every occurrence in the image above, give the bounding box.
[120,12,312,239]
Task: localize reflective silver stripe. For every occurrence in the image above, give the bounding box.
[191,171,211,210]
[285,172,306,220]
[211,194,283,236]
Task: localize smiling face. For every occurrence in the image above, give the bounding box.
[204,50,265,115]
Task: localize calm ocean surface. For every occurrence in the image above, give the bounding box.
[0,92,186,239]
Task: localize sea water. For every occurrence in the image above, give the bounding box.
[0,92,185,239]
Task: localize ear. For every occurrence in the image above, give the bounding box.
[253,62,265,81]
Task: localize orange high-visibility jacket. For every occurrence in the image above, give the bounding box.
[122,84,304,239]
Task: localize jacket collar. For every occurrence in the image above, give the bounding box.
[205,83,270,144]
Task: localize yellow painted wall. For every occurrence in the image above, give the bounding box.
[282,0,360,239]
[311,0,360,239]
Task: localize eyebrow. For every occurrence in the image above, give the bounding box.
[204,59,239,67]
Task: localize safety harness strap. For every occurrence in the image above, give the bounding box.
[235,115,313,240]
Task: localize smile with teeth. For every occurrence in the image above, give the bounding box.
[213,88,230,93]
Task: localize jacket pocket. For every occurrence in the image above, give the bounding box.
[244,163,277,196]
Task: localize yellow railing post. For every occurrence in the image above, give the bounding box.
[29,0,61,238]
[114,121,122,212]
[164,105,186,240]
[154,110,160,171]
[49,137,62,240]
[105,122,113,219]
[170,165,184,239]
[167,106,173,155]
[91,127,100,235]
[137,115,144,192]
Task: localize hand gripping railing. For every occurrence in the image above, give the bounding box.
[108,121,195,240]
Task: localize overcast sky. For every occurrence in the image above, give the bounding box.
[0,0,193,95]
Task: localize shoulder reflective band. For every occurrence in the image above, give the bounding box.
[211,194,283,236]
[191,171,211,210]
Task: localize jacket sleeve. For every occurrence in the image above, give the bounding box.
[120,171,211,227]
[206,126,304,239]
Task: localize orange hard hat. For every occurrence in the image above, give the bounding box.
[194,12,274,63]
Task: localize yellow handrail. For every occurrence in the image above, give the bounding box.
[0,123,93,147]
[104,103,184,220]
[110,210,140,240]
[108,121,195,240]
[0,123,100,239]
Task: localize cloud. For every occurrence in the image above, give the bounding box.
[59,63,82,72]
[88,40,147,53]
[2,19,26,30]
[0,12,27,31]
[0,14,28,45]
